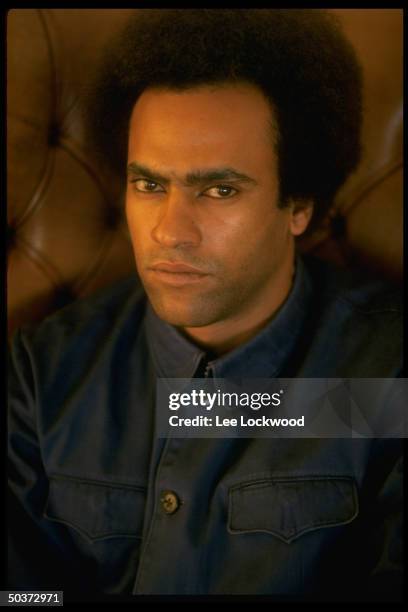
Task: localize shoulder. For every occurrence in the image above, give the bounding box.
[10,274,147,367]
[303,254,402,315]
[300,255,402,376]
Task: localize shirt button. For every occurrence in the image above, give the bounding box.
[160,490,180,515]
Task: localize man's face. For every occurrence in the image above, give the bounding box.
[126,83,310,331]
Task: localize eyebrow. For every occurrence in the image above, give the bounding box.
[127,162,258,186]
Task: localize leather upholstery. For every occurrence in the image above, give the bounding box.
[7,9,403,336]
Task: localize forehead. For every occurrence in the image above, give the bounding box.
[127,83,278,169]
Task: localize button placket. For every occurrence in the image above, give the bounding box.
[133,436,189,593]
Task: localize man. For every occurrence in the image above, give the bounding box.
[8,9,402,601]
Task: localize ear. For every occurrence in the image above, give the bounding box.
[289,200,314,236]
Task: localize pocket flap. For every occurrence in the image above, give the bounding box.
[43,476,146,541]
[228,476,358,543]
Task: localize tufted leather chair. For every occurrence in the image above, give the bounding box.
[7,9,403,337]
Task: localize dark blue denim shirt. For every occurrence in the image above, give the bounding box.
[7,255,403,601]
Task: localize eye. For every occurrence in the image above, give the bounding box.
[202,185,238,199]
[130,178,165,193]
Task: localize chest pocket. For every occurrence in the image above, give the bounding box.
[43,476,146,542]
[228,476,358,544]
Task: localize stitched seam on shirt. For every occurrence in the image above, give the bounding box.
[18,330,39,431]
[48,473,147,491]
[229,474,355,492]
[232,479,352,494]
[228,514,358,540]
[228,477,359,539]
[336,295,401,315]
[133,435,174,592]
[229,477,359,521]
[229,514,358,534]
[229,495,358,530]
[43,512,143,542]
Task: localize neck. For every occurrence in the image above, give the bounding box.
[181,255,296,356]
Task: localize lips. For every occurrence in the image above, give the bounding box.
[147,261,210,286]
[149,262,207,274]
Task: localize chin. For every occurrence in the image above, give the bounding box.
[152,305,212,328]
[148,295,219,328]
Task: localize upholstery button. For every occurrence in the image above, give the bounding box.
[48,123,60,146]
[54,286,75,309]
[7,226,16,249]
[105,206,121,229]
[330,213,347,238]
[160,490,180,515]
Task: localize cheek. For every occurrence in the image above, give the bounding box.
[125,199,152,247]
[207,206,289,269]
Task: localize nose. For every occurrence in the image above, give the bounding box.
[151,190,201,248]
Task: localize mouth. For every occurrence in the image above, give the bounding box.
[147,261,211,287]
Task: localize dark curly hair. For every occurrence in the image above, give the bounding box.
[86,9,363,229]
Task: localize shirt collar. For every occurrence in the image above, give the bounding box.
[145,255,312,379]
